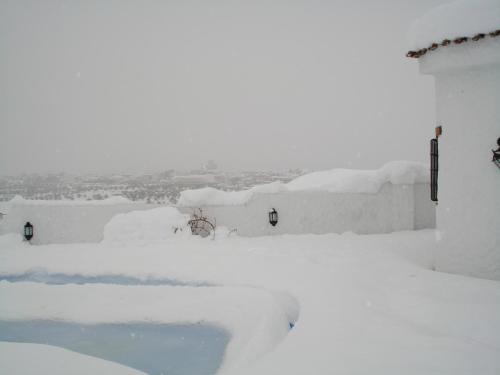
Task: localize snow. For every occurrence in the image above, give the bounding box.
[178,161,428,207]
[408,0,500,50]
[287,161,429,193]
[103,207,191,244]
[0,201,10,215]
[0,342,144,375]
[1,229,499,375]
[177,182,287,207]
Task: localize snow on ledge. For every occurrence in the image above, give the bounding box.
[177,181,288,207]
[177,161,429,207]
[9,195,133,206]
[287,161,429,192]
[408,0,500,51]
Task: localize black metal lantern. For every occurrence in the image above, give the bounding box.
[269,208,278,227]
[24,222,33,241]
[492,137,500,169]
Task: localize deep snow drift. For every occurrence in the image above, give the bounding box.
[103,207,190,244]
[1,226,499,375]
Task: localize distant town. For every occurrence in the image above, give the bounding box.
[0,161,305,204]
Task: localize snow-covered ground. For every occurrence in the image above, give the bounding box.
[1,227,499,374]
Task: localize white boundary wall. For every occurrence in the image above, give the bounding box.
[179,183,435,236]
[0,183,436,244]
[0,200,159,245]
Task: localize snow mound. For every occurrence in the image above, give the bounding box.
[287,168,381,193]
[103,207,190,244]
[9,195,132,206]
[288,161,428,193]
[408,0,500,50]
[178,161,429,206]
[177,182,287,207]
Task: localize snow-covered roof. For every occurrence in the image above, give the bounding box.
[407,0,500,59]
[177,161,429,207]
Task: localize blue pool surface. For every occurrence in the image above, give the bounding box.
[0,320,230,375]
[0,270,211,286]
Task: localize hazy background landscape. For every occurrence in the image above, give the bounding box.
[1,0,449,177]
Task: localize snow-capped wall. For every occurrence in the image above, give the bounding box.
[179,183,435,236]
[413,0,500,280]
[178,161,430,206]
[0,197,159,245]
[177,162,435,236]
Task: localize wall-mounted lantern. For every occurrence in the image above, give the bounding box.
[24,222,33,241]
[269,208,278,227]
[492,137,500,169]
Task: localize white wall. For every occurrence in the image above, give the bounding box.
[179,183,435,236]
[0,184,436,244]
[414,183,437,231]
[0,201,159,245]
[420,38,500,280]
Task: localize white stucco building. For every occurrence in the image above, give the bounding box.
[409,0,500,280]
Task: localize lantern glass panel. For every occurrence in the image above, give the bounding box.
[269,209,278,226]
[24,222,33,240]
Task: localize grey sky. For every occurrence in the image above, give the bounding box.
[0,0,448,175]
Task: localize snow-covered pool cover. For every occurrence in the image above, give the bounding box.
[408,0,500,50]
[178,161,428,207]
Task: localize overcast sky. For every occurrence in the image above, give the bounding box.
[0,0,449,175]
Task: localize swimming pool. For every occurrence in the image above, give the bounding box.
[0,320,230,375]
